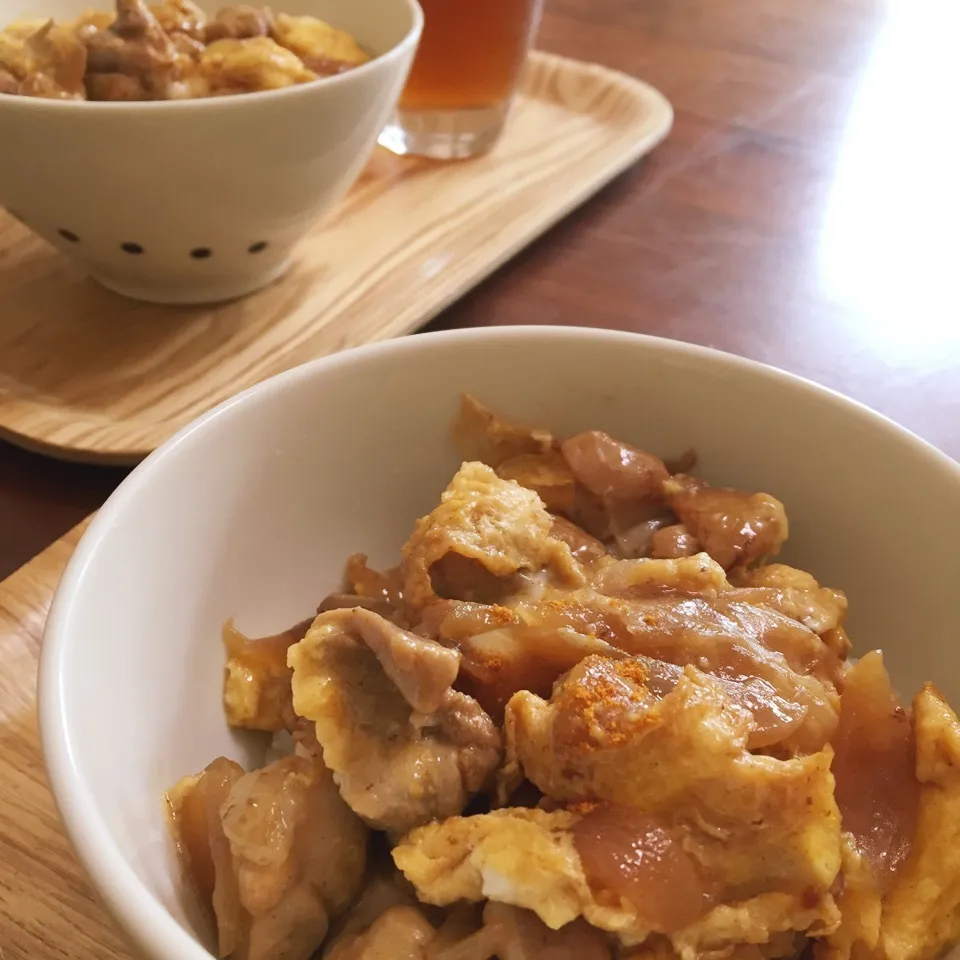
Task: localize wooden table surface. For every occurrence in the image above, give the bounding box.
[1,0,957,581]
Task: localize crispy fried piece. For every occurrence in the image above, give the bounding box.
[270,13,369,75]
[664,475,788,571]
[199,35,316,94]
[168,753,367,960]
[451,395,554,469]
[222,616,313,732]
[878,685,960,960]
[400,462,583,611]
[289,608,501,835]
[204,4,273,42]
[505,657,842,904]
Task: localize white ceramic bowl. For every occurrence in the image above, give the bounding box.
[39,327,960,960]
[0,0,422,304]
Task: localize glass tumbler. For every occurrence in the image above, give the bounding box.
[379,0,545,160]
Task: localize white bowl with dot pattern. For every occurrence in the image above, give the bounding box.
[0,0,422,304]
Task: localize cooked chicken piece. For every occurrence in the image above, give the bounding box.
[434,902,611,960]
[204,4,273,42]
[425,598,628,722]
[561,431,670,503]
[289,608,501,835]
[149,0,205,39]
[401,462,583,611]
[559,431,672,543]
[168,752,368,960]
[167,756,245,935]
[85,70,150,98]
[0,20,87,98]
[457,588,838,754]
[328,606,461,713]
[593,553,731,599]
[877,684,960,960]
[495,451,577,514]
[663,475,788,571]
[650,524,701,559]
[83,0,180,97]
[269,13,369,75]
[549,515,609,565]
[727,564,848,636]
[222,617,313,732]
[451,395,554,470]
[831,651,919,888]
[325,854,421,949]
[505,656,842,905]
[611,518,672,559]
[326,905,437,960]
[200,36,316,93]
[394,806,839,955]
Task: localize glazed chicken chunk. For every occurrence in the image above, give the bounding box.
[167,751,367,960]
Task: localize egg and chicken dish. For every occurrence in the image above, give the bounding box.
[166,395,960,960]
[0,0,368,100]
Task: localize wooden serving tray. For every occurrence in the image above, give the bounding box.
[0,52,672,466]
[0,520,135,959]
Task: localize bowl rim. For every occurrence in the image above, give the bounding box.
[37,325,960,960]
[0,0,423,114]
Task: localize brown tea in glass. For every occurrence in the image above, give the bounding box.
[379,0,544,159]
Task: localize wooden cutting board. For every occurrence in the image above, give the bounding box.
[0,52,673,466]
[0,519,133,960]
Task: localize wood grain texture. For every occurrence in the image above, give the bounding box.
[0,52,671,464]
[0,0,958,579]
[0,520,132,960]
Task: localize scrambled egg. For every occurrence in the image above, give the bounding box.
[393,806,840,958]
[392,808,645,938]
[505,657,842,907]
[879,686,960,960]
[400,462,584,610]
[270,13,369,67]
